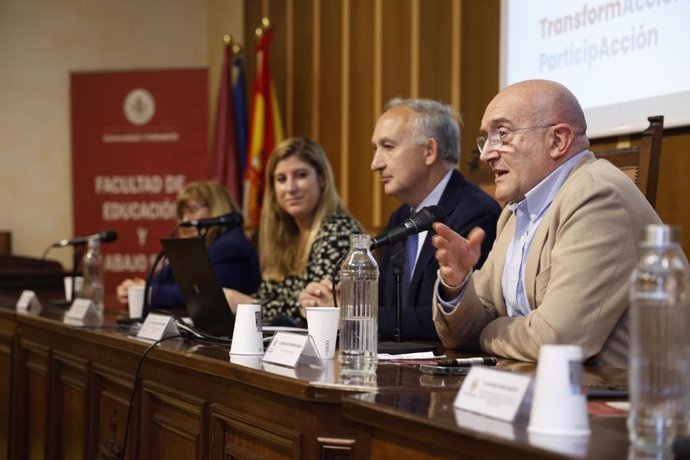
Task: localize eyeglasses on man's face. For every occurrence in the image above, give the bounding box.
[476,124,555,154]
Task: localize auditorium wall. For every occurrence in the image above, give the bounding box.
[245,0,690,254]
[1,0,687,270]
[0,0,243,268]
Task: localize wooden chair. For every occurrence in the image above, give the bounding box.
[591,115,663,208]
[465,115,664,208]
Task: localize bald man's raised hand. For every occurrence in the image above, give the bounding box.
[431,223,485,296]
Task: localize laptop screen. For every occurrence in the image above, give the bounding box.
[159,237,235,338]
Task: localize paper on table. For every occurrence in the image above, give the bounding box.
[378,352,440,360]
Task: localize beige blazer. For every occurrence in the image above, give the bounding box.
[433,153,662,368]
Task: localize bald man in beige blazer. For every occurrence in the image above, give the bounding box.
[431,79,661,368]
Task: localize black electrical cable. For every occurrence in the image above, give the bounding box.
[150,309,234,345]
[120,333,183,459]
[120,301,271,457]
[142,224,183,318]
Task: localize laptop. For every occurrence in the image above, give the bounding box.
[159,237,235,338]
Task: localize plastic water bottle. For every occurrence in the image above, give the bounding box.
[338,234,378,373]
[628,224,690,456]
[82,239,105,315]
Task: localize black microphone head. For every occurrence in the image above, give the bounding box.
[181,212,244,228]
[98,230,118,243]
[370,205,446,250]
[425,205,446,222]
[219,212,243,227]
[407,205,446,232]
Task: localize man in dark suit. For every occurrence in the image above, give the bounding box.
[298,98,500,341]
[370,98,501,340]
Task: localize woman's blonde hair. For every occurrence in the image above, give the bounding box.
[259,137,344,280]
[176,180,240,244]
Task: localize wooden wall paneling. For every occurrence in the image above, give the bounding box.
[90,363,137,460]
[380,0,412,101]
[287,0,315,139]
[418,0,454,103]
[18,339,51,460]
[52,351,89,460]
[0,317,17,460]
[653,128,690,254]
[210,404,302,459]
[268,0,289,134]
[377,0,413,223]
[318,0,345,198]
[450,0,462,112]
[338,0,352,208]
[139,381,207,460]
[459,0,500,179]
[346,0,377,231]
[244,0,262,98]
[243,0,690,257]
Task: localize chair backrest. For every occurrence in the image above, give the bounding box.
[466,115,664,208]
[591,115,663,208]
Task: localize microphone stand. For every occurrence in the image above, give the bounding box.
[377,244,435,354]
[391,249,404,342]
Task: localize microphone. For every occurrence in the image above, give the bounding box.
[370,205,446,250]
[179,212,243,229]
[53,230,118,247]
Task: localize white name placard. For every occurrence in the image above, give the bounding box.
[64,298,100,325]
[454,366,532,422]
[263,332,323,368]
[137,313,180,341]
[16,290,42,314]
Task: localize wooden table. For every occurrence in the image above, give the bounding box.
[0,299,630,460]
[344,388,630,459]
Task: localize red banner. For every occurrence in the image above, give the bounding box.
[70,68,208,308]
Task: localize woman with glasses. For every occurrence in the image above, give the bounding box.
[116,180,261,309]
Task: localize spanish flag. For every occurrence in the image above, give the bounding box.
[243,23,284,228]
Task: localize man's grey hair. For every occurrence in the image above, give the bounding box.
[385,97,462,164]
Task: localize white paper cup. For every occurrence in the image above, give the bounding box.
[306,307,339,359]
[63,276,84,300]
[229,354,263,369]
[528,344,591,437]
[127,285,146,318]
[230,304,264,355]
[528,432,590,458]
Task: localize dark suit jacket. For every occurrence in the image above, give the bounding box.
[378,169,501,340]
[150,227,261,309]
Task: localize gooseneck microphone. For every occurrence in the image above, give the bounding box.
[370,205,446,250]
[52,230,118,247]
[179,212,244,229]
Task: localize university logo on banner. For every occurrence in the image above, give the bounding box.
[70,68,208,307]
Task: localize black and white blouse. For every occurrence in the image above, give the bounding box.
[255,209,363,323]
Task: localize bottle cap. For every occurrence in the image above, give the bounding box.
[350,233,371,247]
[642,224,679,247]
